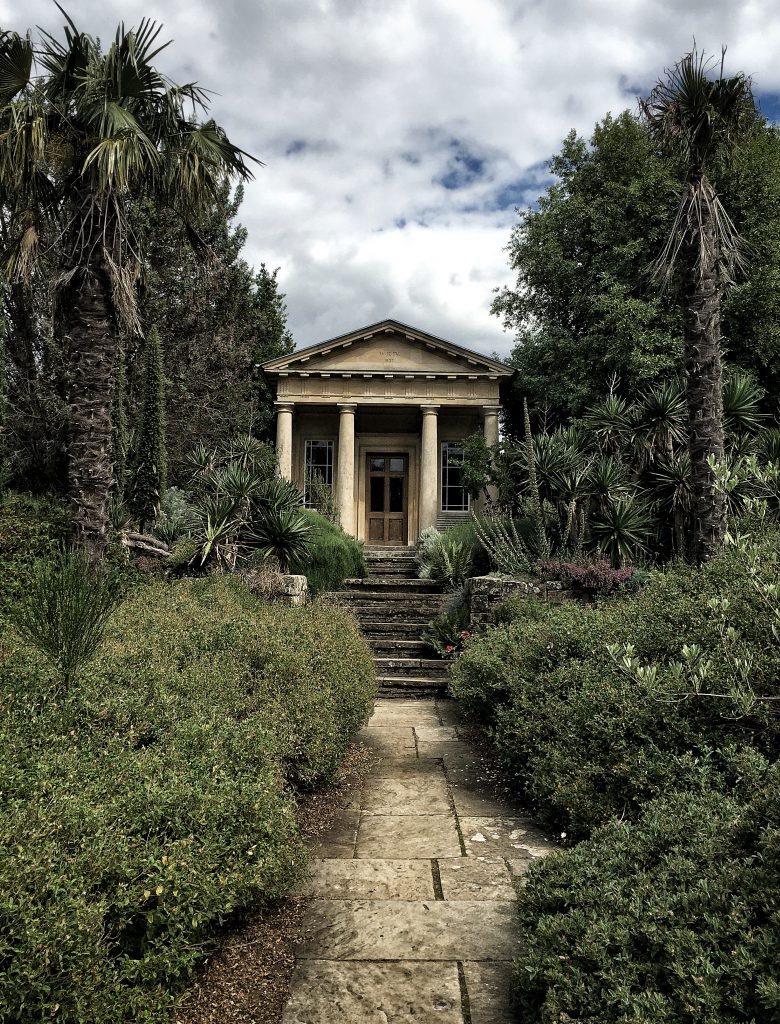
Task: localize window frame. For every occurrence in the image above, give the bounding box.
[303,439,334,507]
[440,441,470,513]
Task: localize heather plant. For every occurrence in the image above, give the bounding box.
[535,557,637,595]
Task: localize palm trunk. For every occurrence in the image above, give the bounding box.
[61,262,118,560]
[681,176,727,564]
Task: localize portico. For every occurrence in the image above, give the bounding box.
[263,320,512,544]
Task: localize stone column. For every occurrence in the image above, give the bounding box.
[275,402,294,481]
[482,405,500,505]
[336,403,357,535]
[419,404,440,532]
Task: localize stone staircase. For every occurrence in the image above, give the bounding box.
[325,546,448,697]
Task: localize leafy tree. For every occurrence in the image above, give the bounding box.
[641,49,756,563]
[132,187,294,477]
[0,15,255,557]
[494,110,780,432]
[130,326,167,532]
[493,112,682,426]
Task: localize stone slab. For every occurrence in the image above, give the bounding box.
[297,899,520,961]
[309,810,360,858]
[359,727,417,754]
[356,814,461,859]
[365,757,446,778]
[369,707,442,728]
[463,960,516,1024]
[414,726,460,742]
[448,769,517,817]
[361,775,451,815]
[460,817,555,858]
[300,859,435,900]
[416,740,474,764]
[282,960,462,1023]
[435,701,461,726]
[438,857,516,901]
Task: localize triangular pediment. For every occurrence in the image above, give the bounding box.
[262,319,513,377]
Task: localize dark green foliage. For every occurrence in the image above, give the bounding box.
[515,772,780,1023]
[416,525,479,590]
[0,577,375,1022]
[111,346,130,502]
[0,491,69,610]
[292,510,367,596]
[134,188,294,479]
[6,547,120,689]
[130,327,167,532]
[493,112,780,423]
[451,532,780,838]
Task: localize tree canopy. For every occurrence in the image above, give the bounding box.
[493,110,780,428]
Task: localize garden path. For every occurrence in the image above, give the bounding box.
[282,698,558,1023]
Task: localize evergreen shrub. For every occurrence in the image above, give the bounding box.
[450,532,780,838]
[294,510,367,595]
[0,577,375,1022]
[514,763,780,1023]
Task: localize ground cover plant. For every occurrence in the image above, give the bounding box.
[0,574,375,1023]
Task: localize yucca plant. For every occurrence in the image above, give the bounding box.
[246,507,312,571]
[584,393,634,454]
[633,378,687,463]
[590,495,653,567]
[256,477,305,514]
[187,494,242,569]
[723,370,765,436]
[6,548,120,689]
[651,452,694,556]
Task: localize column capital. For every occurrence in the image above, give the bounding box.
[420,404,440,414]
[482,404,501,416]
[337,402,358,412]
[274,401,295,413]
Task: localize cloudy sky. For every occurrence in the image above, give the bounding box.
[4,1,780,356]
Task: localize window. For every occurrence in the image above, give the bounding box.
[441,442,469,512]
[304,440,334,506]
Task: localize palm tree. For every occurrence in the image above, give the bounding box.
[641,48,755,563]
[0,15,256,556]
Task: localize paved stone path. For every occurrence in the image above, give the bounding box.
[282,698,557,1023]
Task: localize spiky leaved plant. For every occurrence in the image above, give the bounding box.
[7,547,119,689]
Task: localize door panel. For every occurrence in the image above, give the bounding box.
[365,454,408,545]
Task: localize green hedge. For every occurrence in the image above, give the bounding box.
[0,577,375,1023]
[293,509,367,595]
[514,757,780,1023]
[450,534,780,839]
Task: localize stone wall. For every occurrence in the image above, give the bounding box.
[241,570,309,606]
[465,574,580,629]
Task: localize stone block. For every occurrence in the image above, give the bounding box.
[356,813,461,859]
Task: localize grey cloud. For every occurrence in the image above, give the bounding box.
[3,0,779,356]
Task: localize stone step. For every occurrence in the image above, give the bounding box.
[344,578,439,593]
[369,639,431,657]
[335,590,443,604]
[376,675,449,696]
[373,657,449,679]
[360,622,429,640]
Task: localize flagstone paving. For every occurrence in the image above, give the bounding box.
[282,698,559,1024]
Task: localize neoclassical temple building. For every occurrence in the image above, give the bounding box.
[262,320,513,545]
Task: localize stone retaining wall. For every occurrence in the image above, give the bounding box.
[465,574,581,629]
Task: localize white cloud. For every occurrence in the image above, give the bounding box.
[4,0,780,356]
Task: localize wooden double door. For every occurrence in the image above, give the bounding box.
[366,454,408,545]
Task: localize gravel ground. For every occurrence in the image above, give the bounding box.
[174,745,375,1024]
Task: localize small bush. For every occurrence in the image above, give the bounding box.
[293,510,367,595]
[535,557,636,595]
[515,761,780,1023]
[0,576,375,1022]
